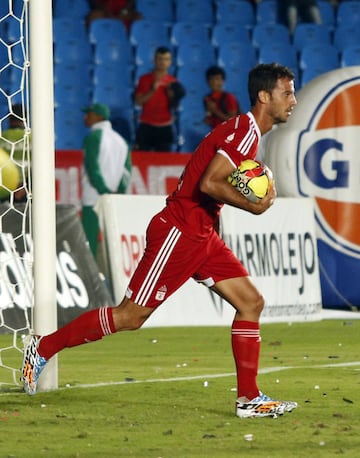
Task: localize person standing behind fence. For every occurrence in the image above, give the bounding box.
[134,46,185,152]
[81,103,130,258]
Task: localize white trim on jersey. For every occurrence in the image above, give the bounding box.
[134,226,181,306]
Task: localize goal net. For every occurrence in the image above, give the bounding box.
[0,0,57,392]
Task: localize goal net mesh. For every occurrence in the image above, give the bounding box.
[0,0,32,390]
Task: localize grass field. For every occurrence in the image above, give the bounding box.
[0,319,359,457]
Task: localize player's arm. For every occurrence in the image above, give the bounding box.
[199,152,275,215]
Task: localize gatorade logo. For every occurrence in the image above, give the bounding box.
[297,75,360,258]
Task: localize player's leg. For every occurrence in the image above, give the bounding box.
[196,233,297,417]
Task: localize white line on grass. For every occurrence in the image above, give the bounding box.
[61,360,360,391]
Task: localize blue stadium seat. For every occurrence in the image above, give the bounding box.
[92,62,133,89]
[211,23,251,48]
[216,0,255,27]
[54,62,92,88]
[54,82,91,109]
[178,112,211,153]
[218,42,256,72]
[93,40,133,66]
[171,22,210,47]
[136,0,174,23]
[334,25,360,51]
[336,1,360,27]
[89,18,129,46]
[53,0,90,18]
[341,45,360,67]
[54,39,93,64]
[299,44,339,72]
[55,108,88,150]
[258,43,299,82]
[130,20,170,47]
[256,0,278,25]
[175,0,215,25]
[318,0,336,31]
[301,66,336,87]
[224,68,251,113]
[53,17,88,45]
[293,23,331,51]
[176,42,216,68]
[92,83,134,111]
[176,66,209,108]
[252,23,290,49]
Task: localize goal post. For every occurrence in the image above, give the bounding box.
[29,0,58,391]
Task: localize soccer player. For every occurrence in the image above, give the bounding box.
[22,63,298,418]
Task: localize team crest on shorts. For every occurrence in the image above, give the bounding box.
[155,285,167,301]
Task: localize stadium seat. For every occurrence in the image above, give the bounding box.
[175,0,215,25]
[177,66,209,95]
[136,0,174,24]
[54,82,91,109]
[256,0,278,25]
[216,0,255,27]
[93,39,133,66]
[54,62,92,88]
[211,23,251,48]
[317,0,336,31]
[258,43,299,82]
[301,66,336,87]
[293,23,331,51]
[92,62,133,89]
[252,23,290,49]
[341,45,360,67]
[88,18,129,46]
[218,42,257,72]
[55,108,88,150]
[224,67,251,113]
[178,112,211,153]
[334,25,360,51]
[53,17,88,45]
[171,22,210,47]
[176,42,216,68]
[92,83,134,112]
[53,0,90,18]
[336,0,360,27]
[54,39,93,64]
[299,44,339,72]
[130,20,170,47]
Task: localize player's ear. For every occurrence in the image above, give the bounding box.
[258,90,270,104]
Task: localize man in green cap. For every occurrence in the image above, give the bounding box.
[81,103,131,258]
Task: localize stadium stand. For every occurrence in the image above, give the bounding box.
[49,0,347,150]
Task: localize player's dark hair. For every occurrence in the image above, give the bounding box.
[248,63,295,107]
[155,46,172,56]
[205,65,226,81]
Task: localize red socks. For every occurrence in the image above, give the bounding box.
[38,306,116,360]
[231,320,261,400]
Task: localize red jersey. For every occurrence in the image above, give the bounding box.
[166,112,261,240]
[204,91,240,128]
[135,72,177,126]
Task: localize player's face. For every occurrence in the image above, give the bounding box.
[154,52,172,72]
[268,78,297,124]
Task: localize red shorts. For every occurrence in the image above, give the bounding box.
[126,208,248,308]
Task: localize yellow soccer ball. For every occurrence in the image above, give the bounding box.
[0,147,21,200]
[227,159,271,202]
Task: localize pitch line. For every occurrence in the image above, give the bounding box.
[60,360,360,391]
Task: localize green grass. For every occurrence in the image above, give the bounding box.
[0,320,360,457]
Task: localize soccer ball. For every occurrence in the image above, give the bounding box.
[227,159,271,202]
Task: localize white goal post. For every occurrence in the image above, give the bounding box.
[0,0,57,392]
[29,0,57,391]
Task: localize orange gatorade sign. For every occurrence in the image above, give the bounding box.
[266,67,360,309]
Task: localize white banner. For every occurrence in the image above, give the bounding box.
[97,195,322,326]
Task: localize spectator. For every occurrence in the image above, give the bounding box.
[204,66,241,129]
[134,46,186,152]
[279,0,322,35]
[81,103,130,257]
[86,0,143,32]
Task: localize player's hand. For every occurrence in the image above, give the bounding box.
[247,180,276,215]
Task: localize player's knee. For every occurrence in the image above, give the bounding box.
[254,293,265,314]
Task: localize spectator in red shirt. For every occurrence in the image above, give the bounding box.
[204,66,241,129]
[134,46,185,152]
[86,0,143,32]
